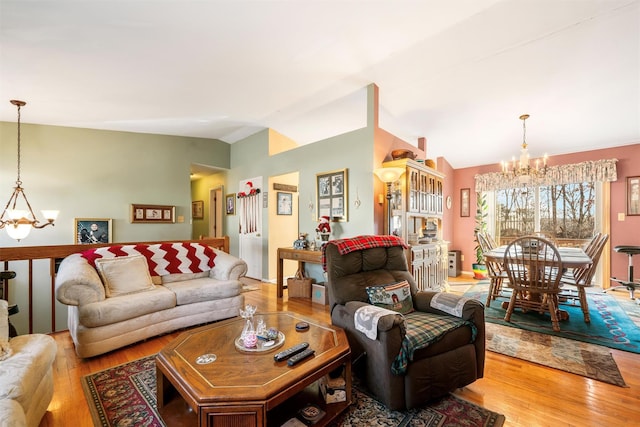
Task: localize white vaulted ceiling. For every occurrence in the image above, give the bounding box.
[0,0,638,168]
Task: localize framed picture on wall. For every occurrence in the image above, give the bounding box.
[226,194,236,215]
[192,200,204,219]
[74,218,112,244]
[627,176,640,216]
[131,204,176,223]
[277,192,292,215]
[460,188,470,217]
[316,168,348,221]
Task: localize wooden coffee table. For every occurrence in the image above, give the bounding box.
[156,312,351,427]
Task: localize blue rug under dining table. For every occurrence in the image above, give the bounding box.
[463,283,640,354]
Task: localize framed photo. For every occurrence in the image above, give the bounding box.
[131,204,175,223]
[192,200,204,220]
[277,192,293,215]
[627,176,640,216]
[226,194,236,215]
[460,188,470,217]
[74,218,112,244]
[316,168,348,221]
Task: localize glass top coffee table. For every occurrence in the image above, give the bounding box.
[156,311,351,427]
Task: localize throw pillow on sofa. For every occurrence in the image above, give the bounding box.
[95,254,155,297]
[366,280,415,314]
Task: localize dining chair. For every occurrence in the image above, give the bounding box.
[477,233,508,307]
[503,236,564,331]
[560,232,601,283]
[559,233,609,322]
[485,233,498,248]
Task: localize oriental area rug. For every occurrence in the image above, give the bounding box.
[82,355,505,427]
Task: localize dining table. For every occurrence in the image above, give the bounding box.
[484,245,593,269]
[483,244,593,320]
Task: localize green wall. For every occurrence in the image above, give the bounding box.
[0,122,229,247]
[0,122,229,333]
[0,83,381,330]
[226,114,376,281]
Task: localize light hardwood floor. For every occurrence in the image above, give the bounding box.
[41,278,639,427]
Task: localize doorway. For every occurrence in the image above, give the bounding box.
[209,186,224,238]
[268,172,300,282]
[238,177,263,280]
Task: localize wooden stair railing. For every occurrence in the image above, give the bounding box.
[0,237,230,335]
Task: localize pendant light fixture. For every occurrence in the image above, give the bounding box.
[500,114,548,184]
[0,100,58,240]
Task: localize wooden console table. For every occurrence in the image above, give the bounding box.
[276,247,323,298]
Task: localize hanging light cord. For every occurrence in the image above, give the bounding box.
[521,114,528,149]
[15,102,22,186]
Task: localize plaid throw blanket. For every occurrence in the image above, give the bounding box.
[322,235,408,270]
[391,312,477,375]
[81,243,217,277]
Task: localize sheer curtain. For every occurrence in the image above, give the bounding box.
[474,159,618,192]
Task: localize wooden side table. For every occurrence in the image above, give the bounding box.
[276,248,323,298]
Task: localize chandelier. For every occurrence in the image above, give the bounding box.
[0,100,58,241]
[501,114,548,184]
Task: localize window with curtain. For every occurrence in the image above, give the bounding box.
[475,159,616,247]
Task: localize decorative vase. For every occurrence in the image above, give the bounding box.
[239,304,257,343]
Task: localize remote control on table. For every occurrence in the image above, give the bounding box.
[287,348,315,366]
[274,342,309,362]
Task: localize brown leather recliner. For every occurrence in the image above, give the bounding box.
[324,239,485,410]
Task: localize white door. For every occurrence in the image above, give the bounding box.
[238,177,263,280]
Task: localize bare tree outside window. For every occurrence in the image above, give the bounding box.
[494,182,596,247]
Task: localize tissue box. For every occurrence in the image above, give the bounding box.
[311,283,328,305]
[318,373,346,403]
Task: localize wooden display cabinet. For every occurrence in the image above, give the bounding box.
[382,158,448,292]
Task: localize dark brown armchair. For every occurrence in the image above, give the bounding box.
[324,237,485,410]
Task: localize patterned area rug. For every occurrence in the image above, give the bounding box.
[486,323,627,387]
[82,356,506,427]
[463,283,640,354]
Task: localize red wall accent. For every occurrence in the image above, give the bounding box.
[447,143,640,283]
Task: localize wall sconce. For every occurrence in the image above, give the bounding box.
[378,194,384,205]
[373,167,405,235]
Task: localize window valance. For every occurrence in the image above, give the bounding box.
[474,159,618,192]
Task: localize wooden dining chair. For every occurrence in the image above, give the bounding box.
[486,233,498,248]
[559,233,609,323]
[560,232,601,282]
[477,233,508,307]
[503,236,564,331]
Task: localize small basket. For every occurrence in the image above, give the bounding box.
[287,270,313,298]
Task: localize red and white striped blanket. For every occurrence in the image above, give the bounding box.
[81,243,217,277]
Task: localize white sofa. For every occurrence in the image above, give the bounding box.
[0,300,57,427]
[55,242,247,358]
